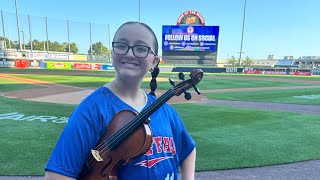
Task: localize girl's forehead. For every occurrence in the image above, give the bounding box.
[114,24,154,44]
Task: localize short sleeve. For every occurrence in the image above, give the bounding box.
[167,106,196,166]
[45,99,104,178]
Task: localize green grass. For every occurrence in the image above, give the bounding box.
[1,68,320,175]
[0,78,42,92]
[209,73,320,81]
[205,88,320,105]
[173,104,320,171]
[8,73,315,90]
[1,97,320,175]
[0,96,75,175]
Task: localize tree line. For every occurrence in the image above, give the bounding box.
[227,56,253,67]
[0,36,110,56]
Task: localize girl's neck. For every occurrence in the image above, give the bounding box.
[105,79,146,109]
[111,78,141,96]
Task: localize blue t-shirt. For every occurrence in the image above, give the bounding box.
[45,87,196,179]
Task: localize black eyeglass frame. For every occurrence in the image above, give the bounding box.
[112,41,156,58]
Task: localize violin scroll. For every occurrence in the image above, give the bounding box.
[171,69,203,97]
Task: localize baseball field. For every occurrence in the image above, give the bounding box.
[0,68,320,176]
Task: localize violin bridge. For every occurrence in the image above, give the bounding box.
[91,150,104,162]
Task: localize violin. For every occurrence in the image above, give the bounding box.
[78,69,203,180]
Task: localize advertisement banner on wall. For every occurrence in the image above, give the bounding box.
[29,60,43,68]
[101,64,115,70]
[0,59,15,67]
[69,55,88,61]
[4,51,23,59]
[26,52,49,59]
[162,25,219,52]
[73,63,101,70]
[48,53,69,60]
[46,62,72,69]
[0,51,4,58]
[15,59,30,68]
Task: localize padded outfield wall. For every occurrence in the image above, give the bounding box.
[0,59,315,76]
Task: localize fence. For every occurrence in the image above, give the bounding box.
[0,10,111,61]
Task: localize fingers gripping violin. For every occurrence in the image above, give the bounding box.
[79,69,203,180]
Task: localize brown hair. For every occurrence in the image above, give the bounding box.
[113,21,160,96]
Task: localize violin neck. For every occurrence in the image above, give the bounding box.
[138,89,175,122]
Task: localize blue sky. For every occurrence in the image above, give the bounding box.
[1,0,319,59]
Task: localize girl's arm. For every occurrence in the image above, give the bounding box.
[180,148,196,180]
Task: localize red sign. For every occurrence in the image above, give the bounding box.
[74,63,101,70]
[292,72,312,76]
[15,59,30,68]
[177,10,205,25]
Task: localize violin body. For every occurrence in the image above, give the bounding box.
[79,110,152,180]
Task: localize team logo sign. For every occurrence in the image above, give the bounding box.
[187,26,194,34]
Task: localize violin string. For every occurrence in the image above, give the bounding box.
[97,82,186,151]
[92,78,193,152]
[98,89,174,153]
[85,90,171,169]
[100,80,188,152]
[85,82,187,168]
[85,81,187,169]
[92,82,185,158]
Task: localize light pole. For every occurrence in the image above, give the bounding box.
[1,10,6,50]
[15,0,22,51]
[108,24,111,62]
[238,0,247,66]
[138,0,141,22]
[21,30,25,50]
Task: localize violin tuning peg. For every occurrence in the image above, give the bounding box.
[194,86,201,95]
[178,72,185,80]
[169,78,175,86]
[184,92,192,100]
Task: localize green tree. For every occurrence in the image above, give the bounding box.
[32,40,46,51]
[0,36,15,49]
[50,41,65,52]
[242,56,253,67]
[88,41,110,55]
[227,56,238,66]
[63,42,78,54]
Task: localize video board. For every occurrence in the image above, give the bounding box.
[162,25,219,52]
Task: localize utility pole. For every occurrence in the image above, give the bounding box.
[1,10,6,50]
[89,22,93,60]
[21,30,25,50]
[45,17,49,52]
[108,24,111,62]
[28,14,33,52]
[67,20,70,55]
[138,0,141,22]
[15,0,22,51]
[238,0,247,66]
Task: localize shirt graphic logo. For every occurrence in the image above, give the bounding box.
[135,156,173,168]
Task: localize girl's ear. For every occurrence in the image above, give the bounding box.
[152,56,160,67]
[111,51,115,66]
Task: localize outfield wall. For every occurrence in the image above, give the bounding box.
[0,59,316,76]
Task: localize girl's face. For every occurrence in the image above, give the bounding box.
[112,23,159,82]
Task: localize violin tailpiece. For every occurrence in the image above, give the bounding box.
[91,149,104,162]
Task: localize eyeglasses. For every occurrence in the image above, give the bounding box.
[112,42,155,58]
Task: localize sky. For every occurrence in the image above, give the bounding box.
[1,0,320,60]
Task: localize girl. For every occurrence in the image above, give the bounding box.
[45,21,196,180]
